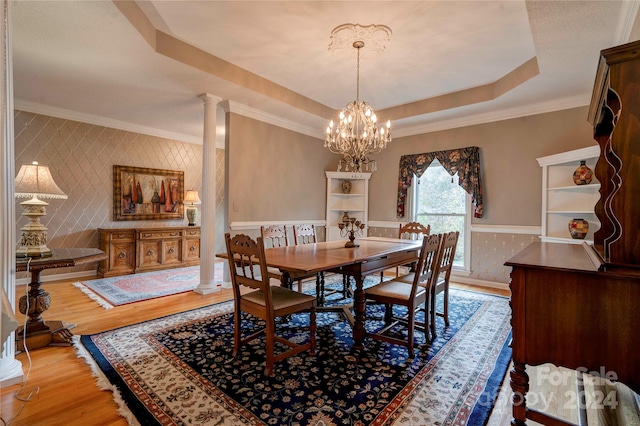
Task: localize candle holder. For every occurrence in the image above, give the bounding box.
[338,214,366,248]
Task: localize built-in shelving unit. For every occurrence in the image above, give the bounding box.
[325,171,371,241]
[537,145,600,244]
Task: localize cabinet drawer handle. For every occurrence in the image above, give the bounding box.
[147,249,154,256]
[143,233,152,237]
[170,232,179,236]
[189,246,196,252]
[118,252,126,258]
[168,247,175,254]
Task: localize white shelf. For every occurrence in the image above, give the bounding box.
[547,210,597,214]
[537,146,601,243]
[325,171,371,242]
[547,183,600,191]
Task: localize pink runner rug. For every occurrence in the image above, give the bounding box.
[74,263,223,309]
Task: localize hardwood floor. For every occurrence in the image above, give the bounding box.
[1,275,509,426]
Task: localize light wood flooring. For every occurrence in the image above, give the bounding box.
[1,274,509,426]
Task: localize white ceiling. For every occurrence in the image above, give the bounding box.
[10,1,640,144]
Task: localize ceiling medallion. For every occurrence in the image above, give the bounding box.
[328,23,392,58]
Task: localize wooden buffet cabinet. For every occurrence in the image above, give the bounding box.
[97,226,200,277]
[506,40,640,425]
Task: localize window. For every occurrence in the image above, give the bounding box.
[411,159,470,271]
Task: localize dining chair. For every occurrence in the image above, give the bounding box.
[381,221,431,281]
[224,233,316,376]
[291,223,321,291]
[292,223,345,305]
[260,224,289,285]
[430,231,459,339]
[364,233,443,357]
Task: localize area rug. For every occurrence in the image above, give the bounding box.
[77,281,512,425]
[73,264,223,309]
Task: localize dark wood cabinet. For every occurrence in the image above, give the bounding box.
[98,226,200,277]
[506,40,640,425]
[506,242,640,425]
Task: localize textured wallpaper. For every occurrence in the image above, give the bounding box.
[13,110,225,276]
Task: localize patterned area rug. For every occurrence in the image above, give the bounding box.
[73,264,223,309]
[77,278,512,425]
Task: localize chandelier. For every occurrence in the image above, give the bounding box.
[325,27,391,173]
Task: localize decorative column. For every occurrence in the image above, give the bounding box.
[194,93,221,294]
[0,0,24,388]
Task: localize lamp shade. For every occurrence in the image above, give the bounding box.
[15,161,68,200]
[184,190,201,205]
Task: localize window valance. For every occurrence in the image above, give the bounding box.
[397,146,484,218]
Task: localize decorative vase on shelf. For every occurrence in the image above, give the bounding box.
[342,179,352,194]
[568,218,589,239]
[572,160,593,185]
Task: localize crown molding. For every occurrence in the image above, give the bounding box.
[393,94,592,138]
[13,99,208,146]
[221,100,321,139]
[15,92,593,149]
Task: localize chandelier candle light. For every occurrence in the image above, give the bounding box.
[14,161,68,258]
[325,24,392,173]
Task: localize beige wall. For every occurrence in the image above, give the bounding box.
[225,113,335,223]
[368,106,595,225]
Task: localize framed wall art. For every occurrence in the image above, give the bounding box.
[113,165,184,221]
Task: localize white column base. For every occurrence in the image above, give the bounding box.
[0,356,23,388]
[193,281,221,295]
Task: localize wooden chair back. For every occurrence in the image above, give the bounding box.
[437,231,459,286]
[430,230,459,339]
[414,233,443,292]
[398,221,431,240]
[384,221,430,279]
[261,225,289,248]
[293,224,317,245]
[225,233,270,302]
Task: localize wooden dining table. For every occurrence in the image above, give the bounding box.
[257,236,423,350]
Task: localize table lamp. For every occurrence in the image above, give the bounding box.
[14,161,68,258]
[184,189,201,226]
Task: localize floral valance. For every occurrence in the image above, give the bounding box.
[397,146,484,218]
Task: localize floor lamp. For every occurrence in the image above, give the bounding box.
[14,161,68,258]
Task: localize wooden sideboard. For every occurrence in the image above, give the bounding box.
[506,242,640,425]
[97,226,200,277]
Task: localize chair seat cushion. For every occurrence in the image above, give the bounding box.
[365,279,426,301]
[243,286,316,310]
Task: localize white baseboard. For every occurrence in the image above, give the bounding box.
[451,273,510,291]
